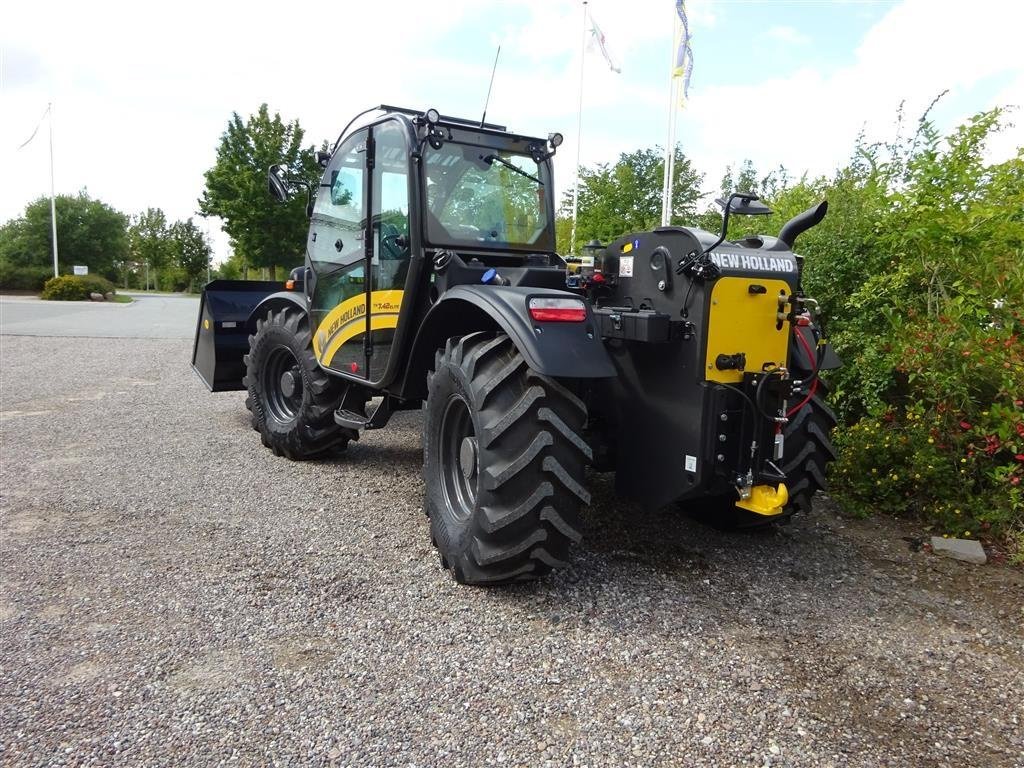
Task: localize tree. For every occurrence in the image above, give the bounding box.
[557,146,704,253]
[129,208,175,290]
[171,218,212,292]
[215,250,245,280]
[199,104,321,277]
[719,160,790,201]
[0,192,128,279]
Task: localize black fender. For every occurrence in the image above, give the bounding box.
[246,290,308,332]
[792,324,842,375]
[398,285,614,400]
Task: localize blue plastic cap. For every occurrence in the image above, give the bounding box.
[482,268,497,284]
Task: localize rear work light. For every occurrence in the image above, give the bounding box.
[528,297,587,323]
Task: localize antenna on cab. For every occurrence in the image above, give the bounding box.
[479,45,502,129]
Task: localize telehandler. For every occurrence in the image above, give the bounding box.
[193,105,839,584]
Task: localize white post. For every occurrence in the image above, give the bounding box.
[664,79,681,226]
[570,0,588,256]
[660,11,679,227]
[48,103,59,277]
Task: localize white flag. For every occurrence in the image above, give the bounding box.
[588,15,621,73]
[18,105,51,150]
[672,0,694,105]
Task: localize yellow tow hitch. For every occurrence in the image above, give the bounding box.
[735,483,789,516]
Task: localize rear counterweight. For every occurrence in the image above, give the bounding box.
[586,228,801,509]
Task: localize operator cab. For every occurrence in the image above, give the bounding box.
[295,106,567,385]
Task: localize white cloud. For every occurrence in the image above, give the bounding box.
[765,25,810,46]
[1,0,1019,264]
[678,0,1024,196]
[0,0,692,261]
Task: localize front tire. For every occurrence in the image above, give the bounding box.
[423,333,591,585]
[244,307,354,460]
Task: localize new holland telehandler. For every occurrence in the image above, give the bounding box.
[193,105,839,585]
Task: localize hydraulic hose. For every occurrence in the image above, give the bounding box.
[786,326,820,418]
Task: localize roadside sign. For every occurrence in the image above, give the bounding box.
[73,265,88,276]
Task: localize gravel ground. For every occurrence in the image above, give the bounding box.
[1,334,1022,767]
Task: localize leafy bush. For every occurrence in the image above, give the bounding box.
[41,274,118,301]
[0,263,52,291]
[825,112,1022,553]
[722,105,1023,555]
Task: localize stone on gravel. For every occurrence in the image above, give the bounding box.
[930,536,987,564]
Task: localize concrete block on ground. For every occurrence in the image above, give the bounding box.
[930,536,986,564]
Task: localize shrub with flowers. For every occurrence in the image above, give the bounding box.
[826,110,1023,557]
[728,103,1024,558]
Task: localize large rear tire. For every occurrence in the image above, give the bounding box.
[689,387,837,530]
[780,389,837,515]
[244,307,354,460]
[423,333,591,585]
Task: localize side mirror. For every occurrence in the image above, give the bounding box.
[268,165,290,202]
[316,150,332,168]
[715,193,773,216]
[697,192,772,266]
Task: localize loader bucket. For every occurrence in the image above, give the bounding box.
[191,280,282,392]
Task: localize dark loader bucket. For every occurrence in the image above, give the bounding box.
[192,280,283,392]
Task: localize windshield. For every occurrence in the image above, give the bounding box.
[424,142,554,251]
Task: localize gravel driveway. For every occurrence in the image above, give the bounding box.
[1,333,1021,767]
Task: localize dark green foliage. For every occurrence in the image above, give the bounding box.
[41,274,117,301]
[0,192,128,280]
[171,218,212,291]
[199,104,321,274]
[128,208,176,290]
[0,264,52,291]
[215,252,245,280]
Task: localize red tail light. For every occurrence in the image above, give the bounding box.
[528,297,587,323]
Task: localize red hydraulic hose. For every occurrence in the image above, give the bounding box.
[786,326,819,418]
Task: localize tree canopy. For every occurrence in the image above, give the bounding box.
[128,208,175,289]
[199,104,322,275]
[171,218,212,291]
[0,192,128,279]
[556,146,703,253]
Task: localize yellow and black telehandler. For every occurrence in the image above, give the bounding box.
[193,105,839,584]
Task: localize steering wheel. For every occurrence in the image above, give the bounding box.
[379,222,409,260]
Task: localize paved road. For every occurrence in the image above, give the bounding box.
[0,294,199,339]
[1,305,1022,767]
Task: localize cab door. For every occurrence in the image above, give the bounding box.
[309,128,371,375]
[366,121,412,382]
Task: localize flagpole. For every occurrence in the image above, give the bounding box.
[570,0,588,257]
[664,79,681,226]
[48,102,59,277]
[661,9,679,227]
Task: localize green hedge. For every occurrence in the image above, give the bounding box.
[725,106,1023,558]
[40,274,118,301]
[0,264,53,291]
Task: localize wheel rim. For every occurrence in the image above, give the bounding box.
[263,345,304,423]
[439,394,477,522]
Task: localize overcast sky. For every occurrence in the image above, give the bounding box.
[2,0,1021,262]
